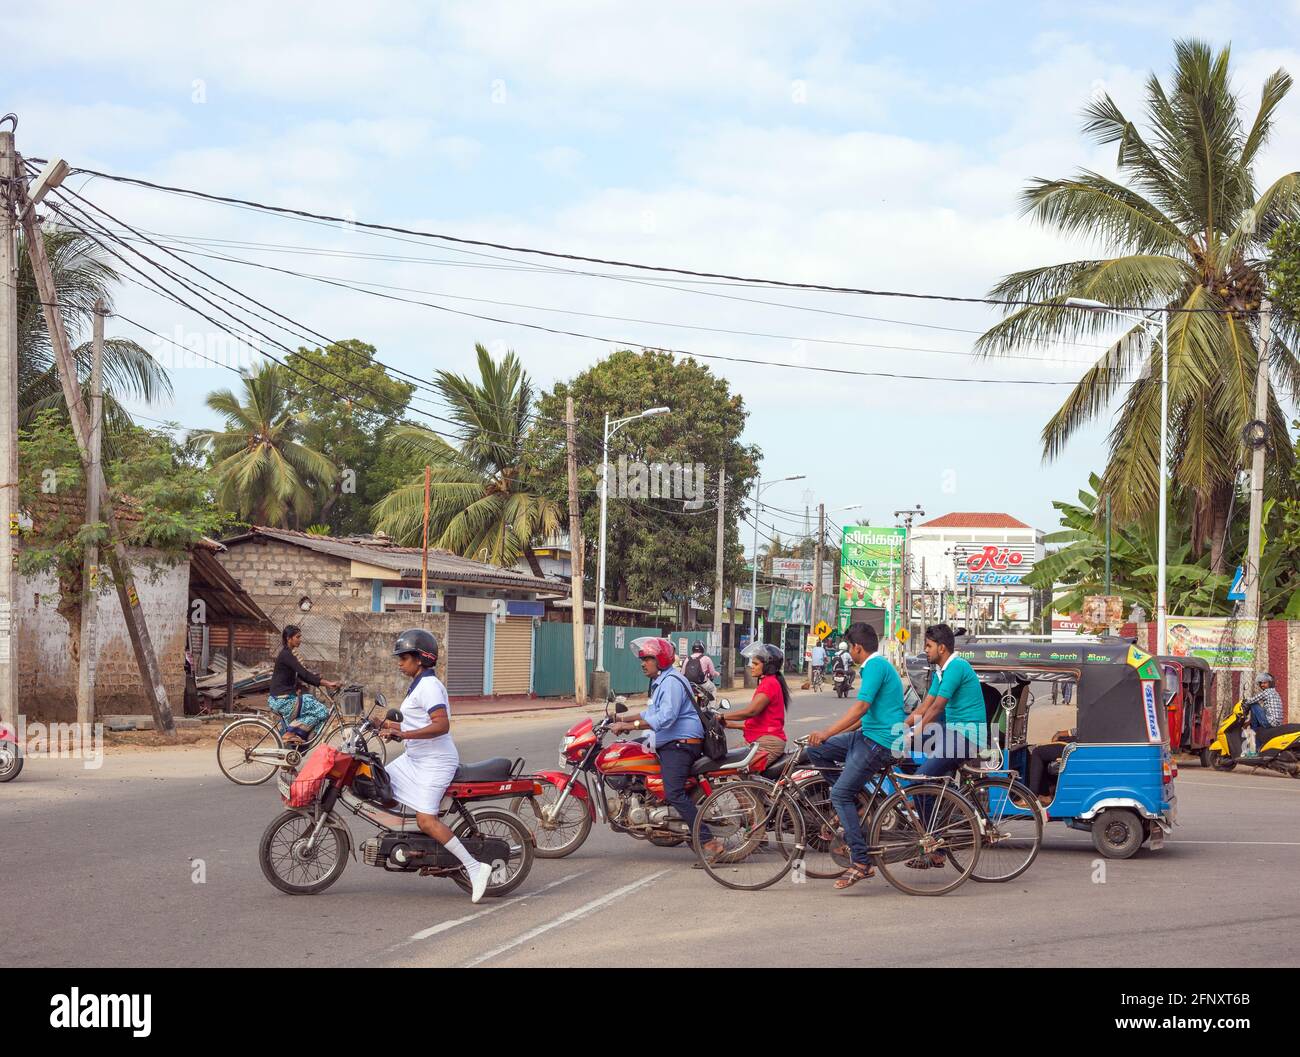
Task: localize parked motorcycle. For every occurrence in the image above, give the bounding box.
[259,702,537,896]
[508,696,774,858]
[1207,698,1300,778]
[0,716,21,782]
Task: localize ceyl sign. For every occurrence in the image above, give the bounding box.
[956,546,1029,585]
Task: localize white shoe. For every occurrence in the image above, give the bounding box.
[469,861,492,904]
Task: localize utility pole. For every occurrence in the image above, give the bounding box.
[565,397,587,705]
[711,468,725,683]
[76,300,104,728]
[0,120,18,729]
[1244,302,1272,657]
[17,159,176,733]
[810,501,825,638]
[893,505,924,645]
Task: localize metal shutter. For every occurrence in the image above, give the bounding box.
[492,617,533,695]
[447,613,486,696]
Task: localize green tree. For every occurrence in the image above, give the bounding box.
[373,345,561,573]
[978,40,1300,572]
[193,362,336,527]
[18,410,223,665]
[530,349,760,614]
[285,340,419,535]
[18,228,172,433]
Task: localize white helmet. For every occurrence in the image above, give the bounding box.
[838,641,847,651]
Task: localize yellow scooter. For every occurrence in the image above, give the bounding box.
[1207,699,1300,777]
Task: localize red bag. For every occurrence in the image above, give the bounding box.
[287,745,343,807]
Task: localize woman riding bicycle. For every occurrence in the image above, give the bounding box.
[268,625,340,744]
[720,643,790,761]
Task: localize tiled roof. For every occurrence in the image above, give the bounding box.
[220,527,568,594]
[917,512,1031,529]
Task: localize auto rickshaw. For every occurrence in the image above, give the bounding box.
[1156,655,1215,767]
[905,639,1175,859]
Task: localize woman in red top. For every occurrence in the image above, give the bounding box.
[720,643,789,761]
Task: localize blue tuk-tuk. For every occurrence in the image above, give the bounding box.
[905,639,1176,859]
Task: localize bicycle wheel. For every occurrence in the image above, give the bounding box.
[217,718,281,786]
[968,776,1043,883]
[795,775,871,879]
[691,780,804,891]
[868,782,981,896]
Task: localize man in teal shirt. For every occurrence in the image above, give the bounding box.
[906,623,988,778]
[807,622,908,890]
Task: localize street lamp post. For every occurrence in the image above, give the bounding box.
[1066,298,1169,653]
[594,406,670,675]
[748,475,805,643]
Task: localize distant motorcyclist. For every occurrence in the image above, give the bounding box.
[832,641,854,688]
[682,640,719,687]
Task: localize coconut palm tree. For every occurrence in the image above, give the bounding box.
[192,362,336,527]
[18,227,172,433]
[977,40,1300,572]
[372,344,561,574]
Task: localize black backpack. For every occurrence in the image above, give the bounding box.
[683,655,705,685]
[666,669,727,759]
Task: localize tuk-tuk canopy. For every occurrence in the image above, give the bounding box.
[905,640,1167,745]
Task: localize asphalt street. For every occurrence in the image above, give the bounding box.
[3,689,1298,968]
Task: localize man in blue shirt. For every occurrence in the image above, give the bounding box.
[807,622,907,890]
[610,636,721,854]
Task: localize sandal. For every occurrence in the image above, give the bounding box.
[905,854,947,870]
[693,839,727,868]
[833,862,875,890]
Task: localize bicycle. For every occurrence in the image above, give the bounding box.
[216,684,386,786]
[954,761,1044,882]
[811,665,825,693]
[690,735,981,896]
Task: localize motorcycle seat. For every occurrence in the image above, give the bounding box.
[452,757,514,782]
[1257,724,1300,743]
[691,746,752,774]
[760,753,791,779]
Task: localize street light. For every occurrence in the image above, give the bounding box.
[594,407,671,674]
[1065,296,1170,653]
[749,475,805,642]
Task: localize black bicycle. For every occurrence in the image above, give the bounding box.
[690,736,982,896]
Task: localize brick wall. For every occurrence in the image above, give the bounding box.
[17,551,189,722]
[216,538,374,677]
[338,612,449,708]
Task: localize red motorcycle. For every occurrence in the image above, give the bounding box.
[509,697,777,857]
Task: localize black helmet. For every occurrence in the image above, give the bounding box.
[393,627,438,668]
[691,641,705,654]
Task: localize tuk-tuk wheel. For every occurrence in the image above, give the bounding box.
[1091,808,1143,859]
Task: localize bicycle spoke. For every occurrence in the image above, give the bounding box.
[692,781,803,891]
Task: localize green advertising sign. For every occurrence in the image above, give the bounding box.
[839,525,907,635]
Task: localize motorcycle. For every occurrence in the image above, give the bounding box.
[1206,699,1300,778]
[259,702,537,896]
[832,664,852,699]
[508,696,775,858]
[0,716,21,782]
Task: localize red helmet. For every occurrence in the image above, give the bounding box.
[631,636,675,670]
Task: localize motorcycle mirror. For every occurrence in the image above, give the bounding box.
[385,708,402,723]
[718,698,732,711]
[615,703,628,714]
[374,692,387,709]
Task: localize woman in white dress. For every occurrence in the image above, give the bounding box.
[380,628,492,903]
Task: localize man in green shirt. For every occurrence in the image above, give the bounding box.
[906,622,988,777]
[807,621,908,890]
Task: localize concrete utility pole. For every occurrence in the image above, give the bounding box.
[711,468,725,680]
[0,121,18,727]
[565,397,587,705]
[17,159,176,733]
[1244,302,1272,644]
[893,505,924,643]
[810,502,825,638]
[76,300,105,728]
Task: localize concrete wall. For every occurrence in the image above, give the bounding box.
[338,612,449,708]
[17,552,189,723]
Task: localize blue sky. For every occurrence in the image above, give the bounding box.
[6,1,1300,547]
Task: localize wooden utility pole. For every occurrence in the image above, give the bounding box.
[421,465,431,612]
[1244,302,1272,655]
[565,397,587,705]
[76,300,105,728]
[17,163,176,733]
[0,124,18,727]
[712,468,725,679]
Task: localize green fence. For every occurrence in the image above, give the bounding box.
[533,622,667,698]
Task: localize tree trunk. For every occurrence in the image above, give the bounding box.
[523,543,544,579]
[1208,481,1232,575]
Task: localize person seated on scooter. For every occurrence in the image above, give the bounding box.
[806,622,908,891]
[1245,673,1285,733]
[378,628,493,904]
[268,625,341,744]
[609,637,725,859]
[719,643,789,762]
[683,640,719,689]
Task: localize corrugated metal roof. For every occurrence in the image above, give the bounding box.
[220,527,568,595]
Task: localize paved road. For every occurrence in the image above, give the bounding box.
[3,690,1298,968]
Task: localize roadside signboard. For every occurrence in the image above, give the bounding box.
[839,525,906,636]
[1166,616,1257,670]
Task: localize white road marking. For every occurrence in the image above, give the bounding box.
[394,869,590,948]
[461,869,671,967]
[1177,779,1298,792]
[1170,840,1300,846]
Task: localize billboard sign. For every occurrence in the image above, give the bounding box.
[839,526,906,635]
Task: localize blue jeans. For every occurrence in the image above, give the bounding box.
[657,740,712,842]
[913,726,982,780]
[1249,703,1272,732]
[806,731,894,867]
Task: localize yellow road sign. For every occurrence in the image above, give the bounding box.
[896,628,910,643]
[813,621,832,640]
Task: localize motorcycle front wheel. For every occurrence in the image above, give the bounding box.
[0,740,22,782]
[449,808,535,898]
[507,777,592,858]
[259,810,349,895]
